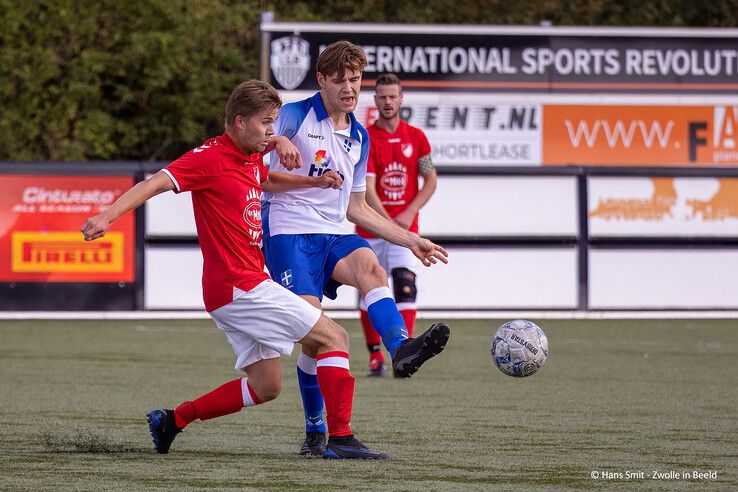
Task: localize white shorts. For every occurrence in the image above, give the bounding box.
[209,279,321,371]
[366,238,421,275]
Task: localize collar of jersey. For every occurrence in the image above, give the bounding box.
[218,132,261,163]
[372,119,406,137]
[309,92,362,143]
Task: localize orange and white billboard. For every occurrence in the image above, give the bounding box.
[543,105,738,166]
[0,175,135,282]
[588,177,738,236]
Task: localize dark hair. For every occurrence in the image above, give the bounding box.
[375,73,401,89]
[224,79,282,128]
[316,40,367,78]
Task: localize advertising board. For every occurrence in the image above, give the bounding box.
[0,175,135,283]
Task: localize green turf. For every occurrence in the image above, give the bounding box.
[0,319,736,491]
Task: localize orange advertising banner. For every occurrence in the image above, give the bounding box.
[542,105,738,166]
[0,175,135,282]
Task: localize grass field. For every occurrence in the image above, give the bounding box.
[0,318,736,491]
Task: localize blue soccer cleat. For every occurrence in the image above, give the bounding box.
[323,435,389,460]
[147,409,181,454]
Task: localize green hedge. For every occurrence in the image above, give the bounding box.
[0,0,260,161]
[1,0,734,161]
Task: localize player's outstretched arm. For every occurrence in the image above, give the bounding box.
[80,171,175,241]
[263,170,342,192]
[347,191,448,267]
[364,175,393,221]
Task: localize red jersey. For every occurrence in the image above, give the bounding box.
[356,120,431,238]
[164,133,269,312]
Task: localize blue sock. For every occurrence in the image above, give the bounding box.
[365,286,408,357]
[296,353,326,434]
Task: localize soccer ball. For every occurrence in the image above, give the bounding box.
[491,319,548,377]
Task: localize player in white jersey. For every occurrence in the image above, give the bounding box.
[262,41,451,457]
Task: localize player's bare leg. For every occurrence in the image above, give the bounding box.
[332,248,450,378]
[147,358,279,454]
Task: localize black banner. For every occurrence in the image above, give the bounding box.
[263,28,738,93]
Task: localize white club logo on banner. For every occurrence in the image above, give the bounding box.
[270,36,310,90]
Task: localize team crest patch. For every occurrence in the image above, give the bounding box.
[270,36,310,90]
[401,143,413,158]
[280,269,293,287]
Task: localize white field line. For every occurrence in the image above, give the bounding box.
[1,310,738,320]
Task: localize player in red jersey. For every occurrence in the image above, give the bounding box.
[80,80,388,459]
[355,74,438,377]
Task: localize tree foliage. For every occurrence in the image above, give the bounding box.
[1,0,735,161]
[0,0,260,161]
[269,0,738,27]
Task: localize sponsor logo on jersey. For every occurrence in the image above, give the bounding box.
[242,188,263,244]
[308,133,325,140]
[380,162,408,201]
[270,35,310,90]
[314,149,331,167]
[309,149,345,181]
[11,232,124,273]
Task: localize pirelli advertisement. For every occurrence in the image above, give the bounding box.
[0,175,135,283]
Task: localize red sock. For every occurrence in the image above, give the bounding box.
[360,309,384,363]
[400,308,416,338]
[174,377,259,429]
[316,351,354,437]
[360,309,382,347]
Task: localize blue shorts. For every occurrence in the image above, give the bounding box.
[263,233,371,300]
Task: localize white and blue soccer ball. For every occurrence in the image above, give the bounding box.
[491,319,548,377]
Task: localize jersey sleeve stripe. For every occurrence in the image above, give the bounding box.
[161,168,181,192]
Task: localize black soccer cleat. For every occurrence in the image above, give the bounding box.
[323,435,389,460]
[299,431,327,457]
[147,409,181,454]
[392,322,450,378]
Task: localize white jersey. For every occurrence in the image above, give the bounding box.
[264,92,369,236]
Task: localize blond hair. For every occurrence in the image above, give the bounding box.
[224,80,282,129]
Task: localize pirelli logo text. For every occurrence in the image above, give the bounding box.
[11,232,124,273]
